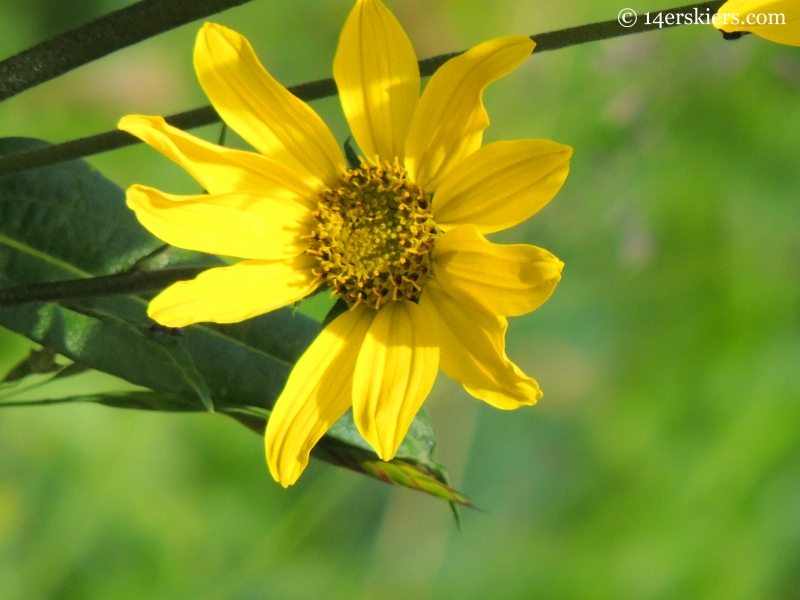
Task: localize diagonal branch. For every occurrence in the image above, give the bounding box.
[0,1,725,178]
[0,268,204,307]
[0,0,256,103]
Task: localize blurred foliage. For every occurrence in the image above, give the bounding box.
[2,0,108,39]
[1,0,800,599]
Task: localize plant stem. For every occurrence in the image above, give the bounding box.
[0,0,256,103]
[0,0,725,177]
[0,268,204,307]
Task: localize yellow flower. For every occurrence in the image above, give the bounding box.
[715,0,800,45]
[119,0,572,487]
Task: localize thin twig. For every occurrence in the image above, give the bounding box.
[0,268,204,307]
[0,0,256,102]
[0,1,725,178]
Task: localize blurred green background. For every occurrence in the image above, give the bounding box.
[1,0,800,598]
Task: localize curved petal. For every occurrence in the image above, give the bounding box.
[404,36,535,191]
[352,301,439,460]
[126,185,313,260]
[334,0,420,162]
[433,225,563,317]
[715,0,800,46]
[148,255,321,327]
[433,140,572,234]
[265,306,375,487]
[119,115,317,203]
[420,278,541,409]
[194,22,345,188]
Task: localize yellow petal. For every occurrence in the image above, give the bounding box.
[194,22,345,188]
[148,255,321,327]
[433,225,563,317]
[126,184,313,260]
[433,140,572,234]
[119,115,317,202]
[334,0,420,162]
[265,306,375,487]
[352,301,439,460]
[715,0,800,46]
[404,36,535,191]
[420,278,541,409]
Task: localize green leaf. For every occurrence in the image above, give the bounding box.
[0,137,469,505]
[66,301,215,412]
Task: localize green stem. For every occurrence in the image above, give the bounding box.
[0,398,81,408]
[0,0,256,102]
[0,267,204,307]
[0,0,725,177]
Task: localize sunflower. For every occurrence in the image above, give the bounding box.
[715,0,800,45]
[120,0,572,487]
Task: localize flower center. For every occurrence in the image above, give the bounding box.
[307,159,437,310]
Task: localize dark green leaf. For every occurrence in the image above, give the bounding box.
[0,137,165,280]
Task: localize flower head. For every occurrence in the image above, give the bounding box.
[119,0,572,487]
[715,0,800,45]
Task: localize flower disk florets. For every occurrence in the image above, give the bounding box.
[308,159,437,310]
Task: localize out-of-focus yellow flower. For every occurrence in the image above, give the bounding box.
[120,0,572,487]
[715,0,800,45]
